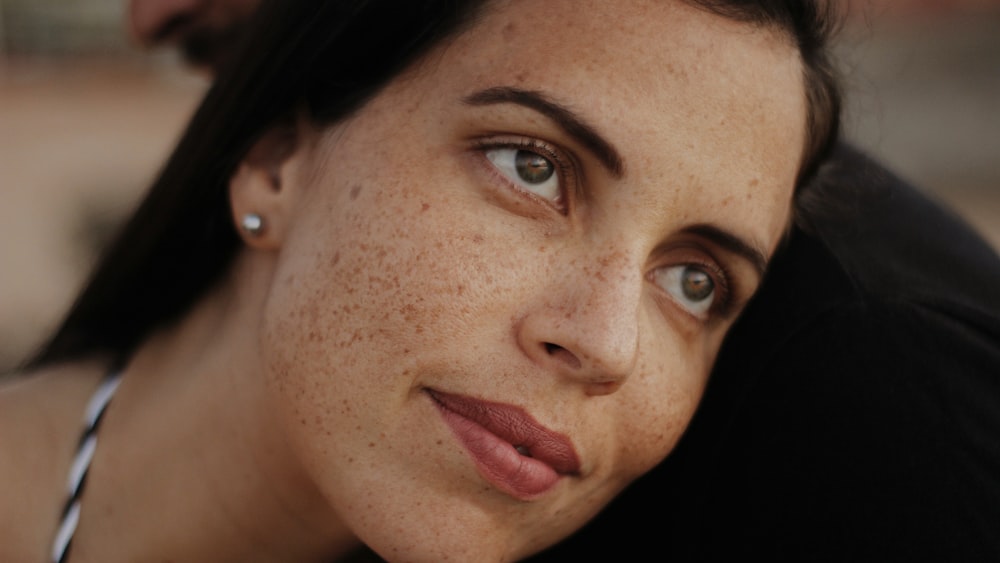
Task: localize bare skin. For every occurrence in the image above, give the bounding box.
[1,1,807,561]
[0,360,107,560]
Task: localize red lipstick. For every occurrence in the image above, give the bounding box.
[426,389,581,500]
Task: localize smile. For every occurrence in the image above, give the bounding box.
[426,389,581,500]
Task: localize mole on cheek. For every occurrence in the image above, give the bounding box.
[502,21,516,39]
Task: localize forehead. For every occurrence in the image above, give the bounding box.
[413,0,807,249]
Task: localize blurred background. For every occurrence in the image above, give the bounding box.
[1,0,998,372]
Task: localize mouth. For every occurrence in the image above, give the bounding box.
[426,389,581,500]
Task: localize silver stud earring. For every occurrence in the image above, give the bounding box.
[241,213,264,236]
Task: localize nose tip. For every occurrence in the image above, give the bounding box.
[127,0,200,46]
[543,341,633,396]
[516,245,643,394]
[520,302,640,395]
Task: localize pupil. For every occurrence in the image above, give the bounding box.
[515,151,554,184]
[682,268,714,301]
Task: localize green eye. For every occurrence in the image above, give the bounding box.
[486,147,561,203]
[514,150,555,184]
[680,268,714,302]
[653,264,716,319]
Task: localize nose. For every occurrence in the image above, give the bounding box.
[516,252,642,395]
[128,0,201,46]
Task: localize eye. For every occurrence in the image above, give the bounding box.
[652,264,720,319]
[485,147,561,203]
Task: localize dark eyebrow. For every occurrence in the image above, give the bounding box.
[463,86,624,178]
[684,224,769,278]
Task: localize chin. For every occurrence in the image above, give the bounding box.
[362,519,519,562]
[345,483,584,563]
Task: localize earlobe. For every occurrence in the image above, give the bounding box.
[240,213,265,237]
[229,120,305,250]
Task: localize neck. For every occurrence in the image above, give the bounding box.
[65,252,363,562]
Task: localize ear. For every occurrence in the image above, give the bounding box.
[229,118,307,250]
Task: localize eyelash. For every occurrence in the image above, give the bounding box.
[471,136,576,213]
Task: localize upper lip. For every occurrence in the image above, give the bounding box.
[426,389,581,476]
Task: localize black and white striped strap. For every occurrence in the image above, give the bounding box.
[51,370,123,563]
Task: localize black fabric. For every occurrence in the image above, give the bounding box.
[530,144,1000,562]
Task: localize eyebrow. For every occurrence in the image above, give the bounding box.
[684,224,769,278]
[465,88,767,275]
[463,86,625,178]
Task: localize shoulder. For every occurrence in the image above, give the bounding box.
[0,358,109,561]
[794,143,1000,313]
[725,142,1000,426]
[722,142,1000,388]
[655,298,1000,562]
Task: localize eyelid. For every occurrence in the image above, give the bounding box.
[471,136,578,214]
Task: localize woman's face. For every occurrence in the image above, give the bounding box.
[252,0,806,559]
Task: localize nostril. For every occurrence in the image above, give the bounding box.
[543,342,581,370]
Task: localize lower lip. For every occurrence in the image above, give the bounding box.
[430,396,562,500]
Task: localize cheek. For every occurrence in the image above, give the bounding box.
[610,344,710,480]
[253,160,517,447]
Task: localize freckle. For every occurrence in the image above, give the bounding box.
[331,252,340,266]
[436,440,443,445]
[421,202,430,212]
[473,234,484,244]
[369,442,375,447]
[349,184,363,200]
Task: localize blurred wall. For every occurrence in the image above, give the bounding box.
[1,0,129,55]
[1,0,998,372]
[0,0,206,370]
[839,0,1000,245]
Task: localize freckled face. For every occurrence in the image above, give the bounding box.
[259,0,806,560]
